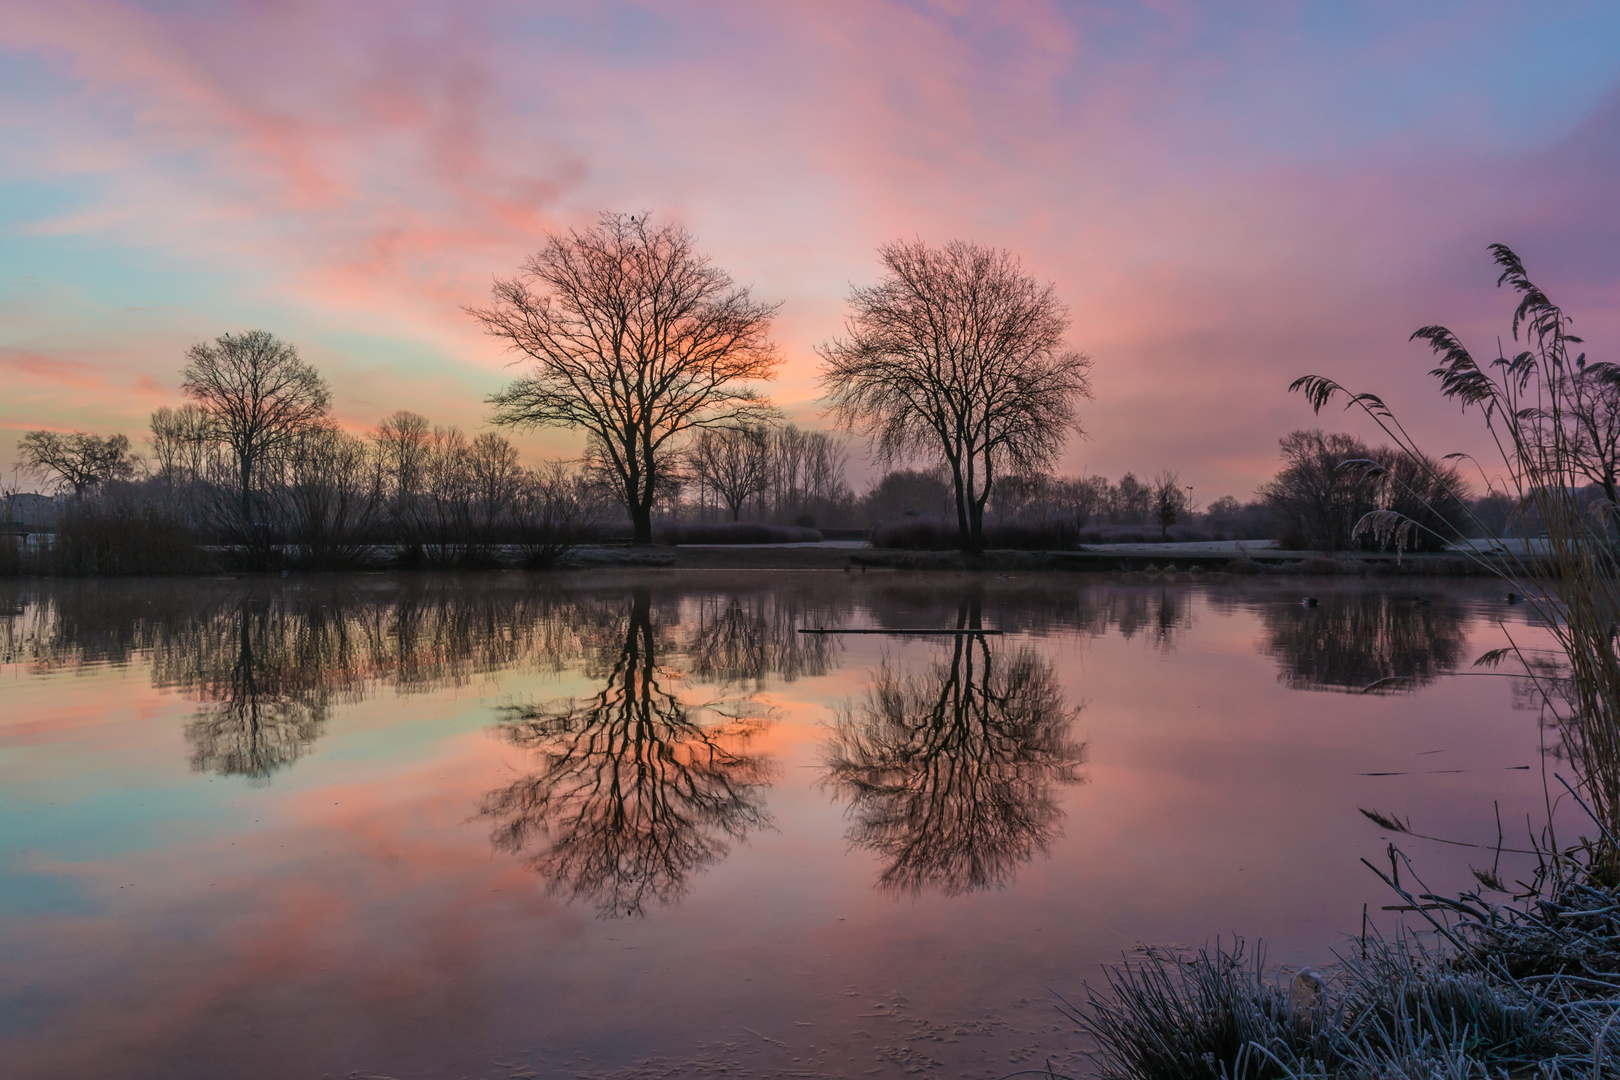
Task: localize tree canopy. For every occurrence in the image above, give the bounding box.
[819,239,1092,553]
[16,430,136,496]
[473,212,781,544]
[180,330,331,526]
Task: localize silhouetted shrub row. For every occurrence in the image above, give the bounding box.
[654,521,822,545]
[36,497,219,576]
[1077,524,1214,544]
[871,518,1080,551]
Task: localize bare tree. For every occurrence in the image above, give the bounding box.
[467,431,525,536]
[180,330,331,526]
[1151,470,1190,540]
[819,239,1092,553]
[472,213,782,544]
[148,405,218,485]
[17,430,136,495]
[764,425,851,526]
[1259,429,1469,552]
[274,424,383,568]
[689,425,770,521]
[1112,472,1150,524]
[372,410,433,524]
[1565,365,1620,510]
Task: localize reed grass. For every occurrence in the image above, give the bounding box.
[1069,246,1620,1079]
[1069,912,1601,1079]
[1294,245,1620,873]
[44,497,216,576]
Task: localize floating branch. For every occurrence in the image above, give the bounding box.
[797,628,1005,636]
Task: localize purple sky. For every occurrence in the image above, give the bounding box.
[3,1,1619,499]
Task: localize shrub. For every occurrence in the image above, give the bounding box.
[872,517,1080,551]
[655,521,822,545]
[46,497,215,576]
[870,517,957,550]
[985,520,1080,550]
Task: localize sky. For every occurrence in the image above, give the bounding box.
[3,0,1619,500]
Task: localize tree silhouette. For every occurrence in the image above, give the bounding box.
[478,588,775,917]
[825,605,1086,895]
[819,240,1092,553]
[180,329,331,528]
[475,214,781,545]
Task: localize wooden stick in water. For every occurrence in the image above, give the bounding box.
[797,628,1004,635]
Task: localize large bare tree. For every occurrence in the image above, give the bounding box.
[180,330,331,526]
[16,430,136,495]
[818,239,1092,553]
[472,213,781,544]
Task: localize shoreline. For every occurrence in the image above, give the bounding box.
[1,538,1523,576]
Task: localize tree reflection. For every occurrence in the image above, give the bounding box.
[478,587,775,917]
[825,605,1087,896]
[182,600,334,780]
[1260,592,1471,693]
[686,591,839,686]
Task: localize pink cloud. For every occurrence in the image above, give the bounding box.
[1,1,1617,493]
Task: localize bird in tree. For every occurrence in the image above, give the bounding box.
[818,239,1093,554]
[471,213,781,545]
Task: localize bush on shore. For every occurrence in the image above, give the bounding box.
[870,517,1079,551]
[654,521,822,545]
[45,498,216,576]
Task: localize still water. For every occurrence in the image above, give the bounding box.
[0,571,1561,1078]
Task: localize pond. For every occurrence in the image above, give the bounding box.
[0,571,1564,1079]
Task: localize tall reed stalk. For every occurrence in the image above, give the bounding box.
[1293,244,1620,875]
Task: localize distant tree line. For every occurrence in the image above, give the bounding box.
[10,332,600,573]
[16,211,1594,571]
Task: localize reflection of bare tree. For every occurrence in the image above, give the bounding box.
[1260,593,1471,693]
[478,588,775,917]
[182,601,335,780]
[825,605,1086,896]
[686,592,838,686]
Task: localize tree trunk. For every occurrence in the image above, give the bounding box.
[630,501,653,545]
[968,451,992,554]
[240,454,253,526]
[950,453,975,554]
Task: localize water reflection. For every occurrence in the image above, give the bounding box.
[478,588,775,917]
[1259,592,1472,693]
[685,592,840,686]
[5,579,593,778]
[825,604,1087,896]
[183,601,332,779]
[855,581,1193,649]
